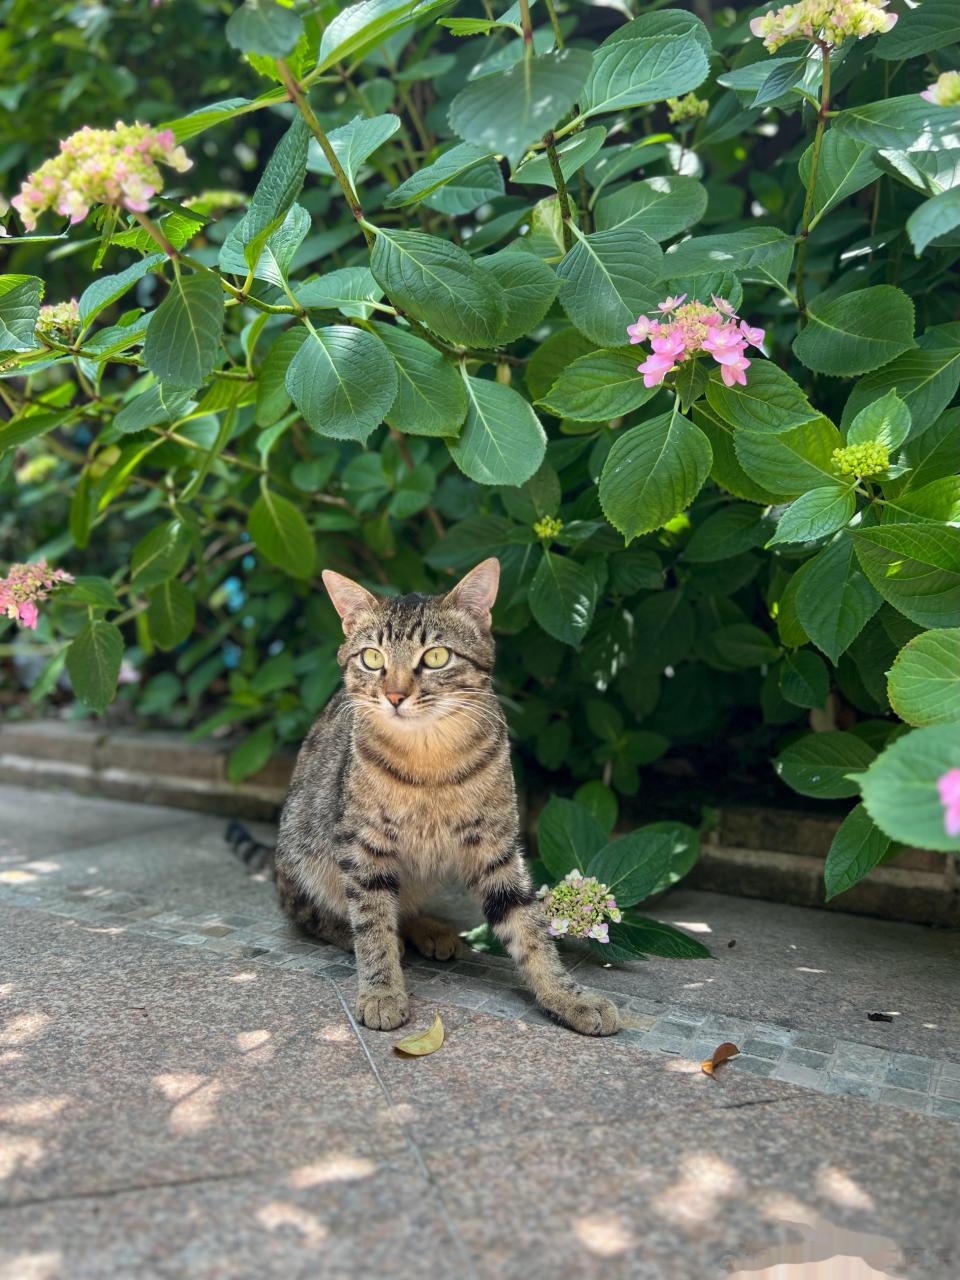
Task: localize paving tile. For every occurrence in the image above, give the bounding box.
[934,1075,960,1100]
[730,1055,777,1078]
[742,1038,786,1061]
[884,1068,931,1093]
[791,1031,836,1054]
[783,1047,830,1070]
[775,1063,827,1089]
[878,1088,932,1114]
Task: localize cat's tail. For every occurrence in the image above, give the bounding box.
[225,819,276,874]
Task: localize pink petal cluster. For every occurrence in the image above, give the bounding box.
[0,561,73,631]
[749,0,897,52]
[921,71,960,108]
[937,769,960,838]
[12,122,191,231]
[628,295,765,389]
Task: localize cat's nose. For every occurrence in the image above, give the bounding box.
[385,690,407,707]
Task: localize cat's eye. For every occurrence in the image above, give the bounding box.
[422,646,450,669]
[360,648,385,670]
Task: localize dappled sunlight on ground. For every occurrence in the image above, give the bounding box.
[817,1168,875,1213]
[225,970,258,983]
[572,1212,635,1257]
[0,1012,50,1046]
[0,1097,70,1125]
[653,1153,742,1228]
[316,1021,353,1044]
[152,1073,223,1135]
[288,1154,376,1188]
[256,1200,328,1247]
[0,1252,61,1280]
[0,1133,45,1179]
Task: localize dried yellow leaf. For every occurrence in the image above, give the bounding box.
[394,1010,445,1057]
[701,1041,740,1076]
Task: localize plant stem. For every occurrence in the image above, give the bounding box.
[544,132,574,251]
[518,0,534,53]
[795,40,832,324]
[544,0,564,48]
[277,58,374,248]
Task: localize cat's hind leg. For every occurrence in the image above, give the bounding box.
[403,915,464,961]
[276,865,354,951]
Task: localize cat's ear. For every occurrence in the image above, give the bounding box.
[445,557,500,629]
[322,570,377,631]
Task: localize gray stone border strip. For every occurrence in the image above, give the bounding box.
[3,874,959,1121]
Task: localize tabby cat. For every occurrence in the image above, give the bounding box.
[274,557,620,1036]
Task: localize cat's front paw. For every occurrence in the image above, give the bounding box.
[355,989,410,1031]
[550,991,621,1037]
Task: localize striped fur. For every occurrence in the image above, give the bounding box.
[274,559,620,1036]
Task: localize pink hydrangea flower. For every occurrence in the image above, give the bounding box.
[750,0,897,53]
[12,122,191,231]
[629,296,766,389]
[937,769,960,838]
[0,561,73,630]
[538,869,622,942]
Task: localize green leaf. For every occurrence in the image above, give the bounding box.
[774,730,876,799]
[887,629,960,727]
[712,623,780,668]
[66,621,123,714]
[143,271,225,390]
[875,0,960,59]
[425,158,506,216]
[588,828,681,908]
[767,486,856,546]
[796,535,882,662]
[779,649,830,710]
[706,363,818,435]
[846,389,910,450]
[131,519,194,589]
[793,286,915,378]
[735,418,842,500]
[295,266,384,319]
[663,228,795,290]
[370,228,504,348]
[236,115,310,268]
[599,406,712,542]
[882,477,960,526]
[858,724,960,853]
[147,578,195,651]
[582,32,709,118]
[529,550,599,646]
[889,408,960,495]
[525,327,597,401]
[249,488,316,578]
[114,383,195,435]
[512,127,607,188]
[573,781,619,834]
[285,324,397,444]
[824,804,892,900]
[219,203,309,287]
[832,95,959,152]
[539,347,657,421]
[798,133,883,226]
[752,56,806,107]
[448,48,592,171]
[594,176,707,242]
[306,114,400,188]
[383,142,492,208]
[538,796,607,878]
[684,503,771,562]
[65,576,122,611]
[476,250,559,344]
[840,330,960,436]
[448,374,546,487]
[255,327,305,426]
[163,92,284,144]
[77,255,165,330]
[555,226,663,348]
[228,724,276,784]
[371,322,466,438]
[225,0,303,57]
[853,525,960,629]
[907,188,960,256]
[317,0,448,73]
[692,402,783,505]
[0,407,77,456]
[0,276,43,351]
[604,916,711,959]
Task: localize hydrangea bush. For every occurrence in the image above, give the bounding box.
[2,0,960,918]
